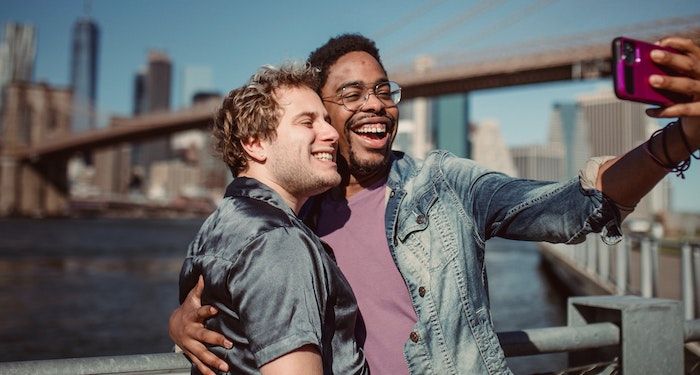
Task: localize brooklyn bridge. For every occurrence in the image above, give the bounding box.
[1,22,699,217]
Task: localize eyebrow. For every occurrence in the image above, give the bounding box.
[337,78,390,92]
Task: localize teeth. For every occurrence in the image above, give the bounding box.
[313,152,333,161]
[355,124,386,134]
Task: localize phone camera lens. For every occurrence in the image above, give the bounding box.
[622,41,635,65]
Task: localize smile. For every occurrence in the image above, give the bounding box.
[313,152,334,161]
[352,123,388,139]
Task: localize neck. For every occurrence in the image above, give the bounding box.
[239,171,307,214]
[344,166,389,198]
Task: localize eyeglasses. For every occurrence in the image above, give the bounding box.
[322,81,402,112]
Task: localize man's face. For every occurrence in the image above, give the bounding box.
[263,86,341,198]
[320,51,399,179]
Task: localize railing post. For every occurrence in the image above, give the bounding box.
[599,238,610,283]
[693,246,700,318]
[651,238,660,297]
[682,243,695,320]
[587,235,597,275]
[615,236,628,295]
[568,296,683,374]
[641,237,653,298]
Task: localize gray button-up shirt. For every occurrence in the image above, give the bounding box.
[179,177,368,375]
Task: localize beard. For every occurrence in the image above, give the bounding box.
[347,145,391,178]
[267,153,341,197]
[343,115,395,178]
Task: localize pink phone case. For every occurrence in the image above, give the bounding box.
[612,36,691,106]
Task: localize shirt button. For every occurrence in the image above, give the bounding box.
[418,286,426,297]
[416,214,426,224]
[410,331,420,343]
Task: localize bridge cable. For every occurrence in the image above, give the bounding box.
[390,13,700,73]
[449,0,559,51]
[384,0,509,60]
[371,0,448,41]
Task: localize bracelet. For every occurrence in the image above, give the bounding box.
[677,118,700,160]
[643,120,691,179]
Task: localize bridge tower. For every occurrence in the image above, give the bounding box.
[0,82,72,216]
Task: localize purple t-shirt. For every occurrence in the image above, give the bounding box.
[316,178,417,375]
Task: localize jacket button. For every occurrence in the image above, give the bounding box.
[389,190,395,198]
[418,286,426,297]
[409,331,420,343]
[416,214,426,224]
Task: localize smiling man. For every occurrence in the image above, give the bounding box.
[172,34,700,374]
[177,63,368,375]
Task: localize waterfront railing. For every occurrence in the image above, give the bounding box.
[544,231,700,320]
[2,232,700,374]
[1,295,698,374]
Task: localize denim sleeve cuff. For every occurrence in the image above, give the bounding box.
[578,156,635,223]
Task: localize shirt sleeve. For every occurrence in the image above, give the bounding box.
[439,152,623,245]
[578,155,635,221]
[227,226,329,367]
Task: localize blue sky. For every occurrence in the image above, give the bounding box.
[2,0,699,212]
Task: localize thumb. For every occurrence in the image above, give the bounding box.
[190,275,205,304]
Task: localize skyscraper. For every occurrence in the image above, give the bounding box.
[69,17,99,133]
[544,88,670,218]
[130,50,173,189]
[0,23,36,119]
[145,50,171,111]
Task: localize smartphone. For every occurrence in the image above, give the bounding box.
[612,36,692,106]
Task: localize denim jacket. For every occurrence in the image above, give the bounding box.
[385,150,621,374]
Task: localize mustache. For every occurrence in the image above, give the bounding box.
[345,113,396,131]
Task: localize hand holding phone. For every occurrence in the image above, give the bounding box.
[612,36,692,106]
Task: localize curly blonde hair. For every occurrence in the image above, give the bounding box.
[212,63,319,176]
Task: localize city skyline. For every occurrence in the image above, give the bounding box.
[1,0,699,212]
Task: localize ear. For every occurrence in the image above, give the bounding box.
[241,137,267,163]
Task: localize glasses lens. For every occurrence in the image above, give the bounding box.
[386,81,401,106]
[340,84,365,110]
[340,81,402,111]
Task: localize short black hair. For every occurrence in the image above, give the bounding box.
[307,33,386,92]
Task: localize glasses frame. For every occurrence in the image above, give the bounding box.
[322,81,402,112]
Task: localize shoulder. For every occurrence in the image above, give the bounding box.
[188,196,303,260]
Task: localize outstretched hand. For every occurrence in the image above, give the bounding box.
[169,275,232,375]
[645,37,700,144]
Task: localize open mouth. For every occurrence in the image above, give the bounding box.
[352,123,388,140]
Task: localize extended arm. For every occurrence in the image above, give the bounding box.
[597,37,700,206]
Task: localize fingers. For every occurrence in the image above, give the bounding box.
[658,37,700,59]
[185,346,229,375]
[187,321,233,349]
[195,305,218,320]
[187,275,205,304]
[649,74,700,100]
[646,102,700,118]
[651,37,700,78]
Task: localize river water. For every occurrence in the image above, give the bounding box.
[0,218,566,373]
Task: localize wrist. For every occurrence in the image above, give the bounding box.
[680,117,700,150]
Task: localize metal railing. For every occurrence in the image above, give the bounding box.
[545,231,700,320]
[3,232,699,374]
[0,296,698,374]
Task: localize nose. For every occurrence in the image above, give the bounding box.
[360,91,385,112]
[318,118,339,144]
